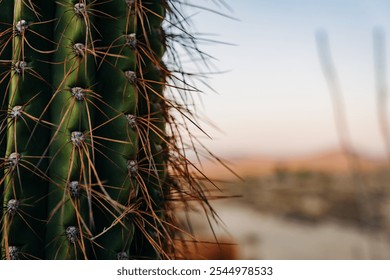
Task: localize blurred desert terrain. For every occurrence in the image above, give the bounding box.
[177,150,390,259]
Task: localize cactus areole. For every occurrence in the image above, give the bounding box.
[0,0,216,259]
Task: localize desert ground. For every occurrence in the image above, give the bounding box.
[177,150,390,259]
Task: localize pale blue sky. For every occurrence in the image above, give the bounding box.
[183,0,390,158]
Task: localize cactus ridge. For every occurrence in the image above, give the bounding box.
[0,0,221,259]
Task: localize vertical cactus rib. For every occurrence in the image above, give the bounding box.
[0,0,14,259]
[92,0,139,259]
[1,0,54,259]
[45,0,97,259]
[129,0,169,259]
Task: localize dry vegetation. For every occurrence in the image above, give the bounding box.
[204,150,390,234]
[226,168,390,229]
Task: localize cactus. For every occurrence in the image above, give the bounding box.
[0,0,218,259]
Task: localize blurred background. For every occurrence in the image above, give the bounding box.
[174,0,390,259]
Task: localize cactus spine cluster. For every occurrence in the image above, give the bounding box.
[0,0,214,259]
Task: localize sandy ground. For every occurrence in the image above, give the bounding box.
[181,150,390,259]
[185,201,390,260]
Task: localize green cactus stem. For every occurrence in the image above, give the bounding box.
[1,0,55,259]
[0,0,221,260]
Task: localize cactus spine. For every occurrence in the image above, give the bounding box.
[0,0,215,259]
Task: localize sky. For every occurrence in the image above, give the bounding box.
[179,0,390,158]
